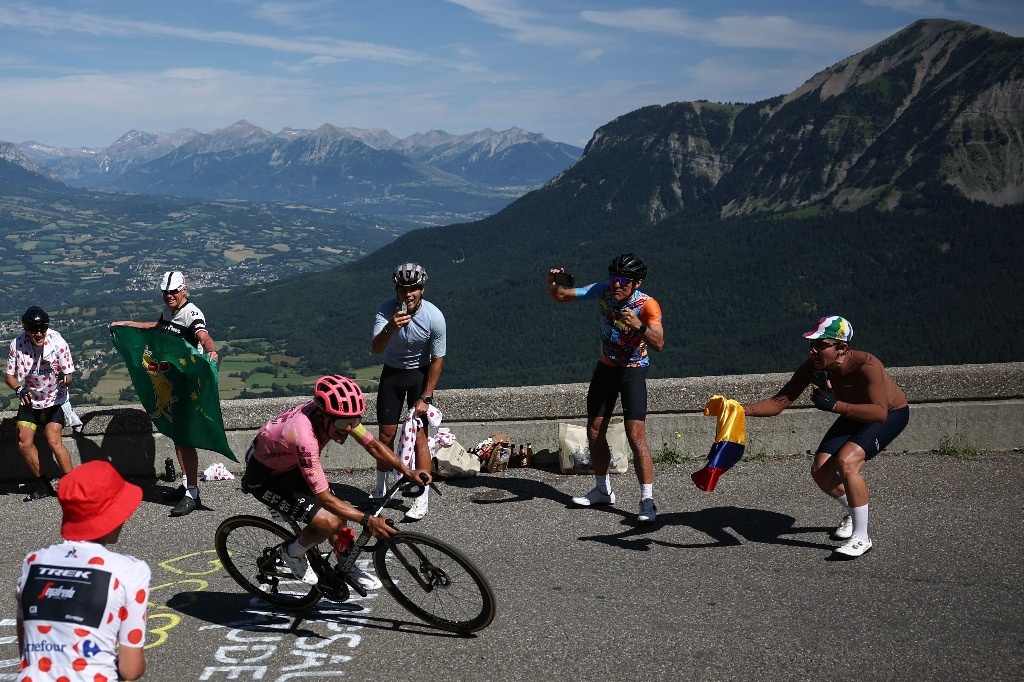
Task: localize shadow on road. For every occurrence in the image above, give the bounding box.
[579,505,836,554]
[165,590,475,639]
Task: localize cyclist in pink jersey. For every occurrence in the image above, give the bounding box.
[242,375,431,586]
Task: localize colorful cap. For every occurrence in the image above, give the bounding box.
[802,315,853,342]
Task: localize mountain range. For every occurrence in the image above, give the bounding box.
[15,124,583,225]
[194,19,1024,388]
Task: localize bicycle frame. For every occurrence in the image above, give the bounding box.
[217,474,496,633]
[269,476,435,599]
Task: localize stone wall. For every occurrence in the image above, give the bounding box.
[2,362,1021,481]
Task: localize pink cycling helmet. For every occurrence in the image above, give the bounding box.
[313,375,365,418]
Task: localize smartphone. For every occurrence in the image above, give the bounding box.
[553,272,575,287]
[812,370,829,389]
[399,301,408,314]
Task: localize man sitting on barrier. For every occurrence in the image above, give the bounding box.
[241,375,431,588]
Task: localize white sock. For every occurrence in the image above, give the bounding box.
[850,503,870,540]
[374,470,389,496]
[640,483,653,500]
[286,539,308,558]
[836,494,851,513]
[595,474,612,495]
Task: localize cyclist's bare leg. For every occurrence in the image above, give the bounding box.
[16,424,44,476]
[811,452,843,497]
[624,418,653,486]
[376,423,399,472]
[586,415,612,475]
[44,421,74,475]
[298,508,347,549]
[414,427,431,472]
[176,445,200,490]
[812,444,868,505]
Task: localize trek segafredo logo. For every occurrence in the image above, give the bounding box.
[35,567,91,601]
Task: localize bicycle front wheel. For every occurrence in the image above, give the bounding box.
[373,531,496,634]
[215,515,321,611]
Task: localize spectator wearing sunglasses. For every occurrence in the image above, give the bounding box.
[111,270,219,517]
[742,316,910,558]
[5,306,77,501]
[369,262,446,520]
[547,253,665,524]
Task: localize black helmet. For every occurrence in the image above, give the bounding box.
[608,253,647,280]
[393,262,428,287]
[21,306,49,328]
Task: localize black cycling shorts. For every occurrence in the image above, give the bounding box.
[817,406,910,460]
[241,463,321,525]
[376,364,428,426]
[16,403,67,429]
[586,362,649,421]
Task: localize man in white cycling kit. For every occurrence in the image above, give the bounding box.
[242,375,432,587]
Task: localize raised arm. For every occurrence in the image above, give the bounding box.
[546,268,577,302]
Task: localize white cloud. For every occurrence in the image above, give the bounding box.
[0,2,429,66]
[444,0,594,47]
[861,0,949,13]
[581,8,894,55]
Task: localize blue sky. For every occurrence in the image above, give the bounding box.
[1,1,1021,149]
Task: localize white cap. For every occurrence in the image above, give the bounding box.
[160,271,186,292]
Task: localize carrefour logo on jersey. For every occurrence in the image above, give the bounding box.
[24,641,67,654]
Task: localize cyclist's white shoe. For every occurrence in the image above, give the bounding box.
[405,496,429,520]
[350,564,383,591]
[834,536,873,558]
[831,514,853,540]
[278,545,318,585]
[572,487,615,506]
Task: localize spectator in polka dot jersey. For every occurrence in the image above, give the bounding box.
[16,460,151,681]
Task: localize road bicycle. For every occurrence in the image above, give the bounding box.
[214,476,496,634]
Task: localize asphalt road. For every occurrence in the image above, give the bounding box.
[1,451,1021,682]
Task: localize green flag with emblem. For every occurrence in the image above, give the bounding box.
[110,326,236,461]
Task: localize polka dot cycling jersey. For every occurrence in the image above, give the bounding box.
[6,330,75,409]
[16,541,151,682]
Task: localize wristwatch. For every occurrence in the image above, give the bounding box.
[420,395,433,404]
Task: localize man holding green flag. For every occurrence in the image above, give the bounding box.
[111,270,231,517]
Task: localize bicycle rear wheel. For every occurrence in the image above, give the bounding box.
[373,531,496,634]
[215,515,321,611]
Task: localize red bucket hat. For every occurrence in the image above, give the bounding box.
[58,461,143,541]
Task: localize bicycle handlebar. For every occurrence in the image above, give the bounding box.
[401,472,441,498]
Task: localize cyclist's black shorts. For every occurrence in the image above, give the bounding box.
[241,462,321,525]
[586,362,649,421]
[376,364,428,426]
[817,406,910,461]
[16,403,66,430]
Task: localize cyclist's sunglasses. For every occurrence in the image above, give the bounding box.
[333,417,360,431]
[25,324,48,333]
[609,274,635,287]
[807,339,842,352]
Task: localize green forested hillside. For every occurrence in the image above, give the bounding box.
[201,186,1024,388]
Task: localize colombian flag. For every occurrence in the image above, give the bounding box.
[691,395,746,492]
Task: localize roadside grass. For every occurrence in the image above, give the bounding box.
[936,429,980,459]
